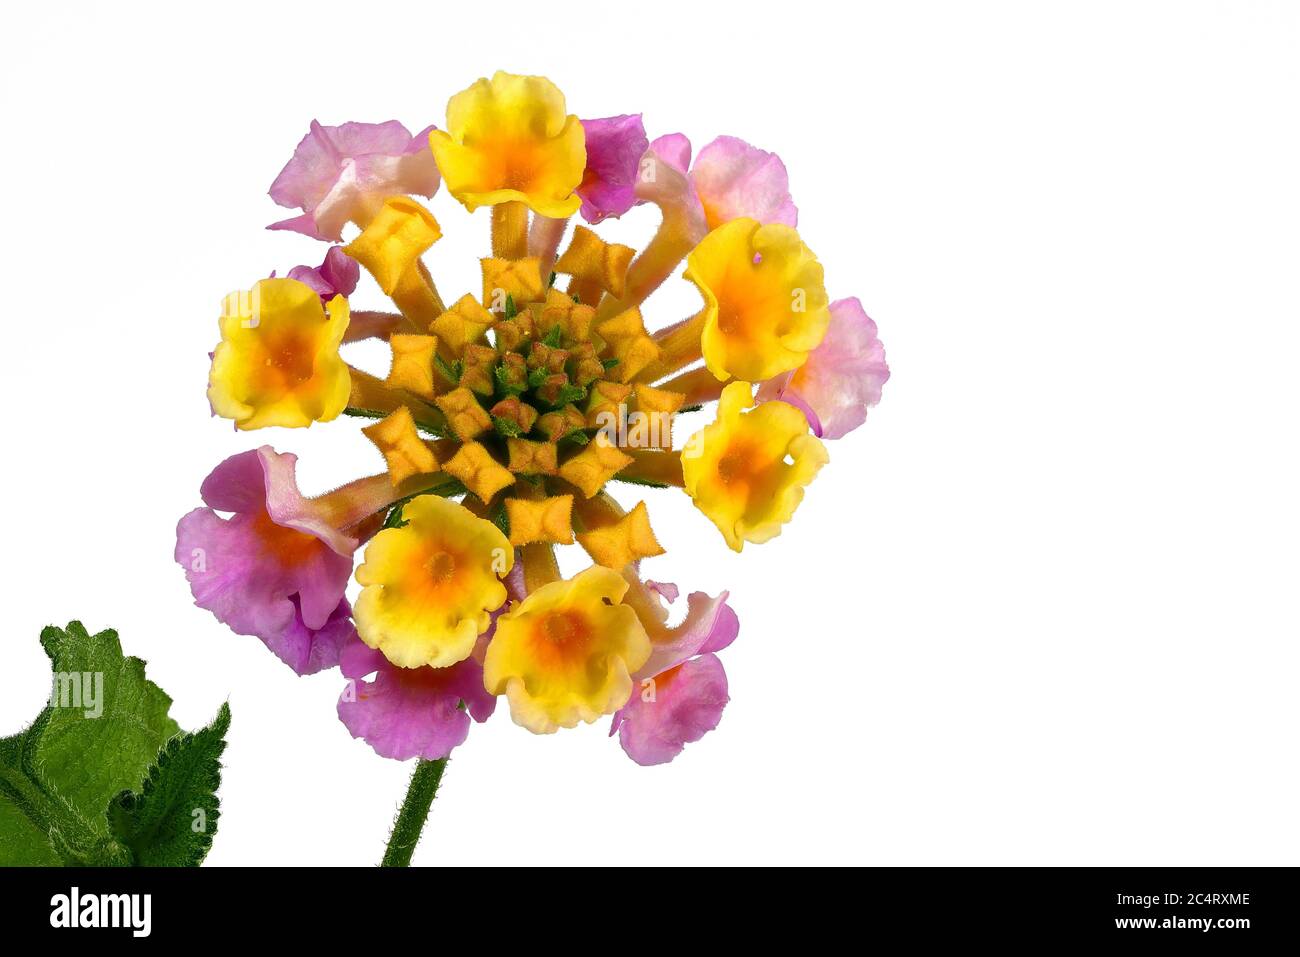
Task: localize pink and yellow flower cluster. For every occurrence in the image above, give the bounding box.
[177,72,887,766]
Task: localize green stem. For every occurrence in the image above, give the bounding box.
[380,758,447,867]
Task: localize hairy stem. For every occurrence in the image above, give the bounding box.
[380,758,448,868]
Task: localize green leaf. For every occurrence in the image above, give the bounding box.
[493,416,524,438]
[382,503,410,529]
[601,357,621,371]
[495,364,527,396]
[382,480,470,521]
[0,622,230,867]
[0,713,62,866]
[610,473,671,489]
[345,405,446,439]
[553,383,588,407]
[541,325,563,349]
[34,623,180,820]
[108,704,230,867]
[342,406,390,421]
[503,294,517,319]
[434,354,462,385]
[0,782,62,865]
[488,502,510,538]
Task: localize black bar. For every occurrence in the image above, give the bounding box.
[0,867,1291,944]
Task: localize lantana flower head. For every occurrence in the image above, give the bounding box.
[178,70,889,835]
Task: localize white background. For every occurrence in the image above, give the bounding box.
[1,1,1296,866]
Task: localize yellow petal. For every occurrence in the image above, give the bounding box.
[362,407,439,485]
[442,441,516,502]
[595,308,661,383]
[354,496,512,668]
[483,566,651,733]
[536,288,596,343]
[430,294,494,355]
[558,432,634,498]
[434,386,493,441]
[343,198,442,296]
[505,495,574,546]
[429,72,585,217]
[585,380,633,429]
[386,333,439,399]
[208,279,351,430]
[631,384,685,450]
[576,501,665,569]
[554,226,635,302]
[686,218,830,382]
[481,257,545,311]
[681,381,829,551]
[505,438,558,475]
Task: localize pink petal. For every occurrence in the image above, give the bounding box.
[648,133,692,175]
[268,120,440,242]
[318,246,360,296]
[269,120,410,210]
[262,598,356,676]
[645,580,679,604]
[613,654,729,766]
[198,446,269,513]
[339,635,388,679]
[757,297,890,439]
[635,585,739,680]
[286,246,360,301]
[689,135,798,230]
[254,447,359,557]
[175,507,296,639]
[577,114,649,224]
[337,637,496,761]
[634,134,707,244]
[177,448,356,638]
[268,212,330,241]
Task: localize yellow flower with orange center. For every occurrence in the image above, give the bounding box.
[208,278,351,430]
[682,381,829,551]
[354,496,514,668]
[685,217,830,383]
[483,566,651,733]
[429,71,586,217]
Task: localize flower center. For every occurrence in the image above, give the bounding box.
[540,610,588,646]
[426,550,457,584]
[263,334,316,385]
[717,304,744,335]
[717,446,752,485]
